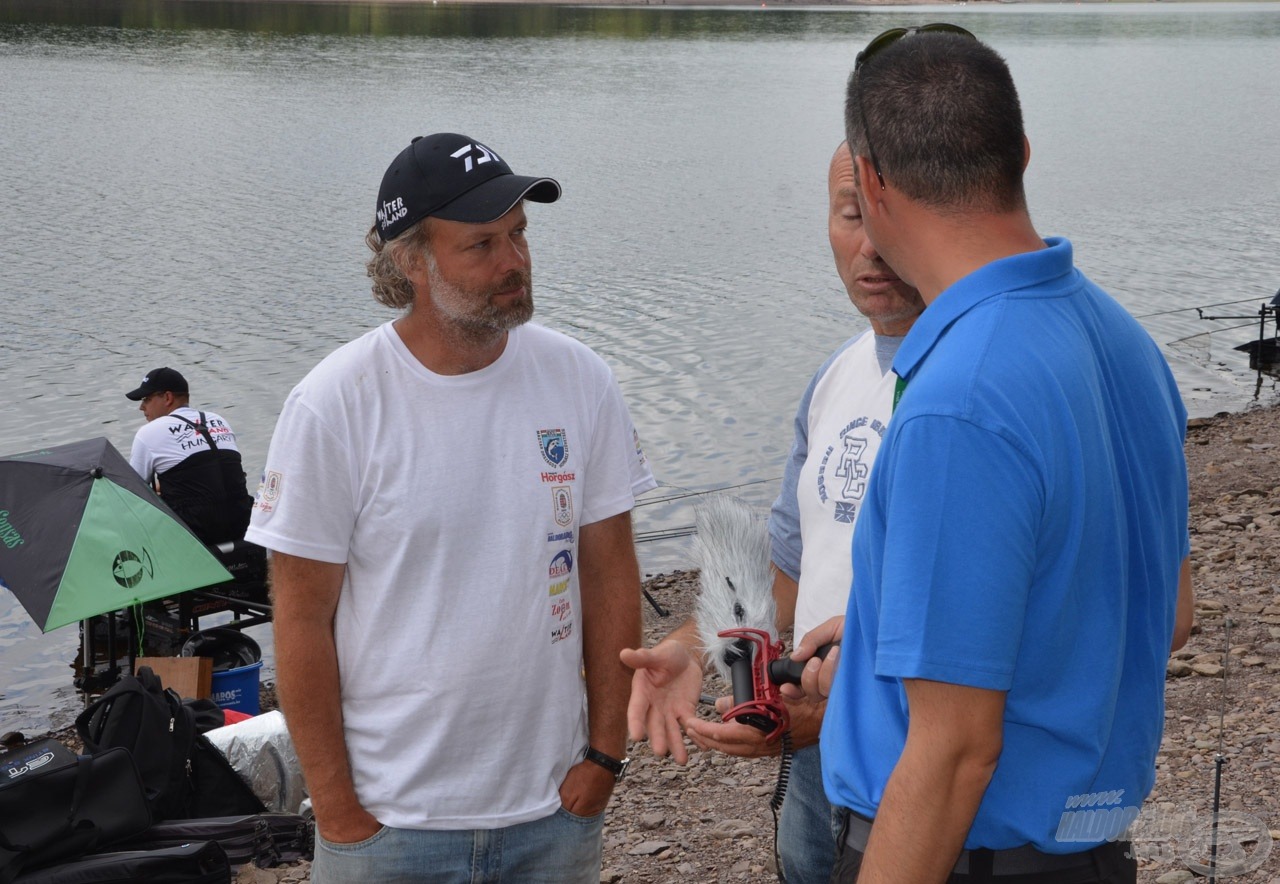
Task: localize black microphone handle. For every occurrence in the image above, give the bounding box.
[767,642,837,687]
[726,638,757,708]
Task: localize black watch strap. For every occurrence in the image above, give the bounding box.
[584,747,630,781]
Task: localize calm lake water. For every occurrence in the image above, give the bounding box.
[2,0,1278,732]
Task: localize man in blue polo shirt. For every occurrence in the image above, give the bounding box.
[793,26,1194,884]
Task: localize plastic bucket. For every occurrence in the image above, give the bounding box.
[180,627,261,672]
[210,660,263,715]
[181,627,263,715]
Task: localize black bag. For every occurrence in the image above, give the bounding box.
[12,841,230,884]
[75,666,266,822]
[183,697,228,735]
[188,737,267,819]
[0,748,151,884]
[260,812,315,864]
[75,667,196,821]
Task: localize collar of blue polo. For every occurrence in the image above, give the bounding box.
[892,237,1075,383]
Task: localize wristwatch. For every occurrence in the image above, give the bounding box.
[584,747,630,782]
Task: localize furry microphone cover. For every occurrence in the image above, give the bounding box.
[693,495,775,681]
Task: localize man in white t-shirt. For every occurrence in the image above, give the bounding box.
[620,142,924,884]
[246,133,655,884]
[126,366,253,546]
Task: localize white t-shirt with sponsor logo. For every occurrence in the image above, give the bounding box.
[246,321,655,831]
[129,406,242,482]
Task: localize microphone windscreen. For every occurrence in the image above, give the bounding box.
[693,495,776,680]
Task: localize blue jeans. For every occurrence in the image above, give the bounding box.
[778,744,841,884]
[311,807,605,884]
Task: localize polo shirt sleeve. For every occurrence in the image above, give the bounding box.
[873,413,1043,691]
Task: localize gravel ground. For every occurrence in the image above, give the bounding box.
[20,404,1280,883]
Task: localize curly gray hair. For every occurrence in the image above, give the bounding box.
[365,219,432,309]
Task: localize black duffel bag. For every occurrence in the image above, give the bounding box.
[0,748,151,884]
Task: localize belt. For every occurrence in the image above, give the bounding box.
[841,812,1121,877]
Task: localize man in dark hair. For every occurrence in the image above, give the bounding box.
[623,141,924,884]
[796,26,1193,884]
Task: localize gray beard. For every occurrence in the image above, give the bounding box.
[425,258,535,347]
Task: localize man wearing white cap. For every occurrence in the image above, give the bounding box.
[247,134,656,883]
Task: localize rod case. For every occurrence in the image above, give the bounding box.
[106,816,270,867]
[10,841,230,884]
[105,813,311,868]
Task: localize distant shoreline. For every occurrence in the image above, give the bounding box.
[198,0,1233,6]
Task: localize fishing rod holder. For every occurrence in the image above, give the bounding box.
[717,627,789,741]
[1197,293,1280,370]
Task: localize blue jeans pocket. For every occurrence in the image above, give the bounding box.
[556,805,606,825]
[317,825,390,853]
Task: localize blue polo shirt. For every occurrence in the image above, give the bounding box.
[821,238,1189,852]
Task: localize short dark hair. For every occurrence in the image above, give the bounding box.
[845,33,1026,213]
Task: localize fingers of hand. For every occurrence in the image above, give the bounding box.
[685,718,775,758]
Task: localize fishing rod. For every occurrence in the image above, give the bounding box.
[634,526,697,544]
[635,476,783,509]
[1134,297,1262,320]
[1167,322,1259,346]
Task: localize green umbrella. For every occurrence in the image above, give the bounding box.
[0,437,233,632]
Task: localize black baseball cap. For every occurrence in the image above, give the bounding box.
[374,133,561,242]
[125,367,188,401]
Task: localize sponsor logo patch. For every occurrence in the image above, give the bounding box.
[537,428,568,467]
[549,549,573,579]
[262,471,283,503]
[552,486,573,527]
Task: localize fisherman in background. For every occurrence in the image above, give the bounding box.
[126,366,252,546]
[621,141,925,884]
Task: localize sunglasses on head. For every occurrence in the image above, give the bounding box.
[853,23,978,191]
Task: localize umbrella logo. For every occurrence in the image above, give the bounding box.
[0,509,24,549]
[112,548,154,589]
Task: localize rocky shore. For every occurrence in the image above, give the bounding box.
[25,403,1280,882]
[604,391,1280,881]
